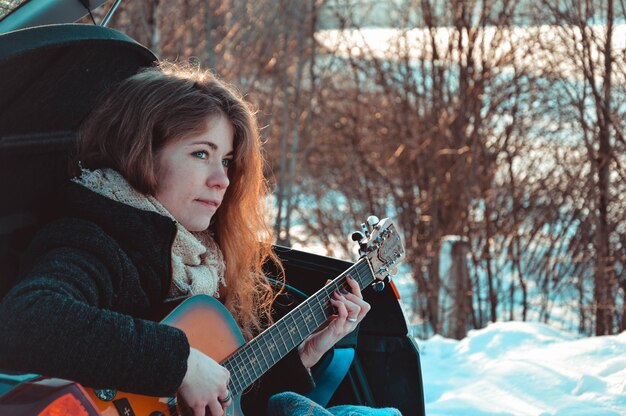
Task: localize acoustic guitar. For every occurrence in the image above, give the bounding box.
[86,217,405,416]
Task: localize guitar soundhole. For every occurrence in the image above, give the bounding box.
[149,412,165,416]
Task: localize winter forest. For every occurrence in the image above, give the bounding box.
[96,0,626,340]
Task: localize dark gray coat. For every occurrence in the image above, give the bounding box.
[0,182,313,409]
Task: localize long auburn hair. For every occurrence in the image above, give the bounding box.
[77,62,283,339]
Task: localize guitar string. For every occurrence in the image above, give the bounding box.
[224,259,376,393]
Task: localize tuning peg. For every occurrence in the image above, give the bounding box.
[351,231,365,242]
[366,215,380,229]
[360,222,370,237]
[372,280,385,292]
[389,266,398,277]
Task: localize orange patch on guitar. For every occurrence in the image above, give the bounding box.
[164,295,245,362]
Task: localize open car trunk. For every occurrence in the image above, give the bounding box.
[0,21,425,416]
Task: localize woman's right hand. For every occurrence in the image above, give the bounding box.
[178,347,232,416]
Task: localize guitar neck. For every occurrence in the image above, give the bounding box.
[222,257,376,396]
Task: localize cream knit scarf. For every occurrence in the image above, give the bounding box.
[73,168,225,300]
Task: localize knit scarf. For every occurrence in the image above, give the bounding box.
[73,168,225,299]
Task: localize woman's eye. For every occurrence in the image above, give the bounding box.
[222,159,232,168]
[193,151,208,159]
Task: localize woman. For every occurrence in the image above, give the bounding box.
[0,63,398,416]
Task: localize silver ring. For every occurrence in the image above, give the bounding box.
[347,317,357,323]
[218,388,231,404]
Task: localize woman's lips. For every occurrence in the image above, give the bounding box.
[196,199,220,209]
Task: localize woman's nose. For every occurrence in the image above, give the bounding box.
[207,163,230,189]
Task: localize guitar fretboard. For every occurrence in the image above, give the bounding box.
[222,257,376,395]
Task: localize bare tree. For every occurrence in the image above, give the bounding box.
[536,0,626,334]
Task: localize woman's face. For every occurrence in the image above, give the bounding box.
[154,116,234,232]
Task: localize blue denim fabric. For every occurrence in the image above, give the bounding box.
[267,392,402,416]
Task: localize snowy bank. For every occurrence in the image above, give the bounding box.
[419,321,626,415]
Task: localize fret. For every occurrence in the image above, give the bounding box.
[226,348,250,394]
[230,374,241,397]
[231,348,246,391]
[248,343,262,380]
[301,304,315,332]
[224,356,241,395]
[316,289,330,319]
[353,264,363,290]
[327,280,337,309]
[323,283,335,311]
[248,347,260,372]
[265,334,280,367]
[295,304,305,333]
[359,258,376,286]
[285,312,299,347]
[241,343,259,388]
[275,321,289,357]
[234,350,249,391]
[314,293,325,326]
[293,307,305,341]
[267,327,281,364]
[223,360,240,395]
[223,353,237,392]
[255,336,273,372]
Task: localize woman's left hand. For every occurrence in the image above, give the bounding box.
[297,275,371,369]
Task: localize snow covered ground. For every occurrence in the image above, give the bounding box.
[292,231,626,415]
[418,322,626,415]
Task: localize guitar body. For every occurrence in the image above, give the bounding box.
[86,295,246,416]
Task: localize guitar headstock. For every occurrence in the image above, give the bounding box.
[355,216,405,282]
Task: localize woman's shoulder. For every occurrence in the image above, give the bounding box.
[42,181,175,250]
[23,215,124,274]
[33,181,129,251]
[20,182,135,271]
[33,215,118,250]
[22,180,176,284]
